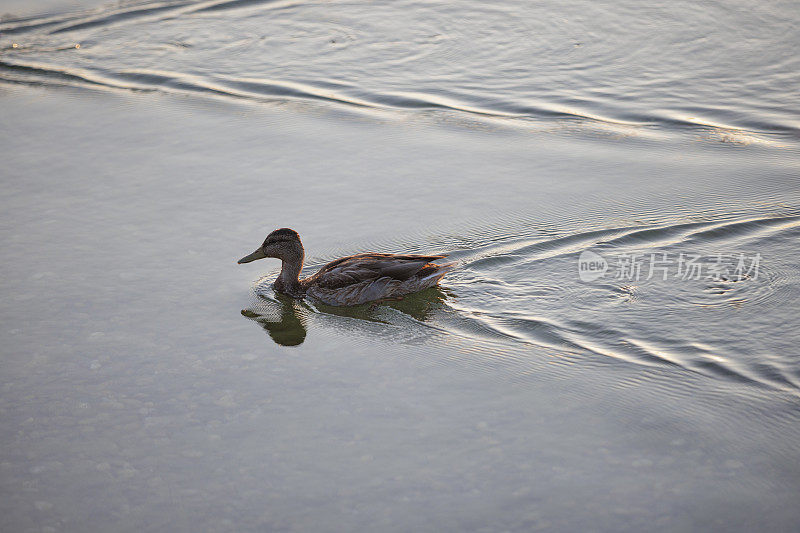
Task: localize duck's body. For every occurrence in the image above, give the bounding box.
[238,228,453,306]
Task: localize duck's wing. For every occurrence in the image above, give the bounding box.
[304,253,451,305]
[311,253,447,288]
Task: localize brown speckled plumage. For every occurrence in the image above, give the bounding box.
[238,228,454,306]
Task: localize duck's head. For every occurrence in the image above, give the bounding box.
[238,228,303,264]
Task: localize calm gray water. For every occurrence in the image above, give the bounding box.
[1,0,799,531]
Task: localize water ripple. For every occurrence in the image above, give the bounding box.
[438,212,800,393]
[2,0,798,144]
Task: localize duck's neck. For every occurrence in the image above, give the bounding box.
[278,252,304,293]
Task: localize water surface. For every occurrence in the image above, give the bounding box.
[1,0,799,531]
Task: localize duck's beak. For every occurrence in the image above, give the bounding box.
[238,248,267,264]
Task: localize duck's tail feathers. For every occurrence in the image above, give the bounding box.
[418,262,456,285]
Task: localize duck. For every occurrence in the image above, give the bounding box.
[238,228,454,306]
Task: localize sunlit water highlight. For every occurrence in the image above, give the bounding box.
[2,0,799,144]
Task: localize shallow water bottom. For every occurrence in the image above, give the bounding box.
[1,84,799,532]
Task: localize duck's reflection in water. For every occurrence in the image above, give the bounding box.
[241,294,308,346]
[241,287,450,347]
